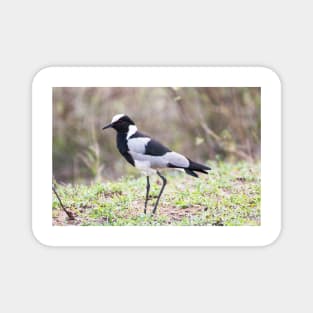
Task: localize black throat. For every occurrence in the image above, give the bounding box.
[116,132,134,166]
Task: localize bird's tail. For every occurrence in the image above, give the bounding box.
[184,160,211,178]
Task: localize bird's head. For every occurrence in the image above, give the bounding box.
[102,114,135,132]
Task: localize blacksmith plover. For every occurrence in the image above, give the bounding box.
[102,114,211,214]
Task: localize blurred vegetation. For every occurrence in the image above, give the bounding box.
[53,87,260,183]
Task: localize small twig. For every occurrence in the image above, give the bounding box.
[200,122,221,142]
[200,122,253,162]
[52,184,75,220]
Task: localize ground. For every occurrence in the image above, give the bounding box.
[52,161,260,226]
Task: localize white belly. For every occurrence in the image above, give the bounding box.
[134,160,156,175]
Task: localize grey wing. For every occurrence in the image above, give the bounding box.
[127,137,151,154]
[127,134,189,169]
[144,138,171,156]
[143,138,189,168]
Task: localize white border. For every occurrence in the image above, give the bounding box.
[32,67,281,247]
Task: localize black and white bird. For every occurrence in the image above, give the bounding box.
[102,114,211,214]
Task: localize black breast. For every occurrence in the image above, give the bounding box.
[116,133,135,166]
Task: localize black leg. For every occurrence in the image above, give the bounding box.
[152,171,167,214]
[144,176,150,214]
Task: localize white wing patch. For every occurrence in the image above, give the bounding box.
[127,137,151,154]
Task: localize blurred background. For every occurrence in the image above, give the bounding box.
[53,87,260,183]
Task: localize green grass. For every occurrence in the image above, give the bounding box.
[52,161,260,226]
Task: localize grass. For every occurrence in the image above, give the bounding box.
[52,161,260,226]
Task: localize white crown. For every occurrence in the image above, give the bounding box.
[111,114,125,123]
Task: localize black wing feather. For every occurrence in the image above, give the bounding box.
[130,131,171,156]
[145,139,171,156]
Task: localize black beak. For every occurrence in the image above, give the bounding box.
[102,123,112,130]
